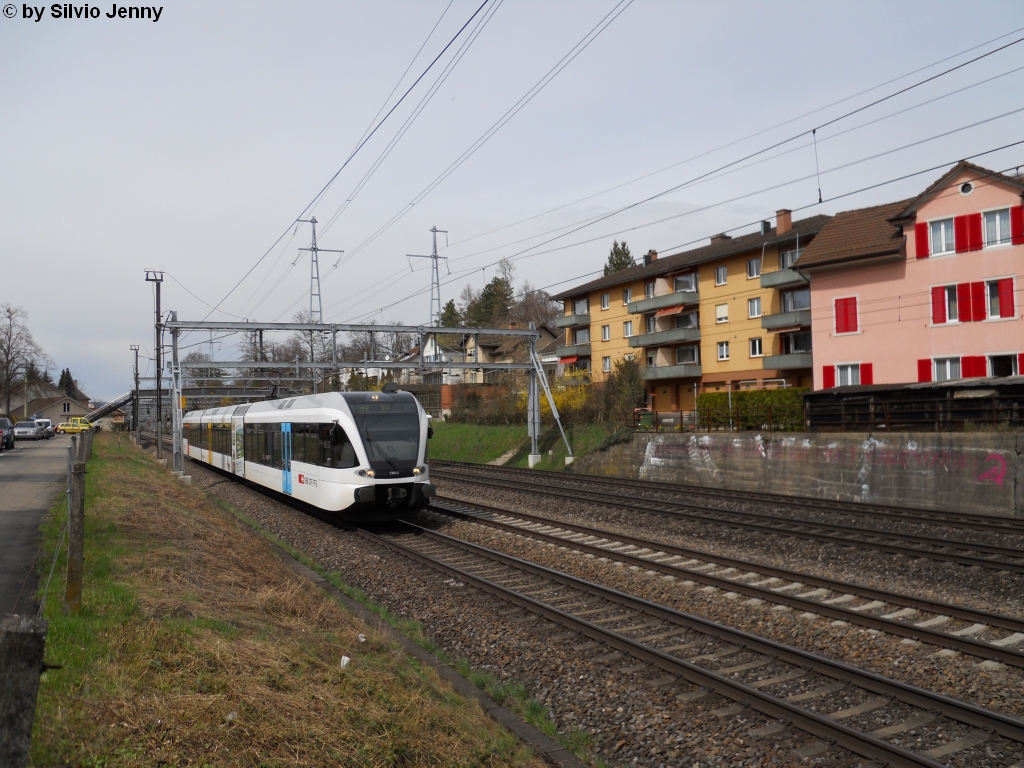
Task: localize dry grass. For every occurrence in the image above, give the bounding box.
[32,434,544,767]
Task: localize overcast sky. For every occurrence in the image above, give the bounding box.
[3,0,1023,399]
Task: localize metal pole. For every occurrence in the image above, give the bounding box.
[130,345,140,442]
[66,458,86,614]
[146,270,164,458]
[171,316,182,472]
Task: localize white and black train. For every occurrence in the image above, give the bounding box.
[182,385,435,519]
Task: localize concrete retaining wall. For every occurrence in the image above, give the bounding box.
[573,431,1024,518]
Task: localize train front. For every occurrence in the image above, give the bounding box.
[341,389,434,517]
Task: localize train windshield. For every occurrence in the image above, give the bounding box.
[348,400,420,467]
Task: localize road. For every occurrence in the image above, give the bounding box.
[0,435,70,617]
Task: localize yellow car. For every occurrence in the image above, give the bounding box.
[56,421,91,434]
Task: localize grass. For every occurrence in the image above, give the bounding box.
[31,433,545,767]
[507,423,626,470]
[428,422,527,464]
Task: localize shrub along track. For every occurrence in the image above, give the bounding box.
[181,455,1024,767]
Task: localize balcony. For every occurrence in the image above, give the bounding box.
[761,309,811,330]
[628,290,699,315]
[763,352,813,370]
[760,268,808,289]
[556,344,591,358]
[630,327,701,348]
[555,313,590,329]
[640,363,702,381]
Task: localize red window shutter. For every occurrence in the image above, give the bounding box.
[957,282,973,322]
[822,365,836,389]
[998,278,1015,318]
[844,297,859,332]
[967,212,983,251]
[1019,353,1024,376]
[1012,205,1024,245]
[834,299,847,333]
[917,359,932,382]
[964,356,987,378]
[915,222,930,258]
[931,286,946,324]
[954,215,969,253]
[970,281,986,320]
[860,363,873,385]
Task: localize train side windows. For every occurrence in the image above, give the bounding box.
[291,423,304,463]
[330,425,358,468]
[270,426,282,469]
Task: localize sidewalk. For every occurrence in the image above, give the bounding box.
[0,437,69,617]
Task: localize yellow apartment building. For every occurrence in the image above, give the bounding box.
[553,210,830,409]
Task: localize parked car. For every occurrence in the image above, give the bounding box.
[0,417,13,450]
[13,421,42,440]
[34,418,55,439]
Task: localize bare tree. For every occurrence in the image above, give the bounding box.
[0,305,48,416]
[182,351,227,388]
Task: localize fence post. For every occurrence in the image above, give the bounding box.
[65,460,86,614]
[0,615,48,768]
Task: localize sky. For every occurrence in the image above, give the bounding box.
[2,0,1024,400]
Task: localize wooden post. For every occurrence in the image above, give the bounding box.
[0,615,48,768]
[65,460,86,614]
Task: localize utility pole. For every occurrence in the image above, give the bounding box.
[407,225,448,362]
[145,270,164,459]
[296,217,343,324]
[130,345,140,442]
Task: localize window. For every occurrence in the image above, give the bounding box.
[990,354,1019,377]
[779,248,803,269]
[622,288,632,304]
[645,281,655,299]
[676,345,699,365]
[573,297,589,315]
[782,287,810,312]
[984,208,1011,246]
[834,296,858,333]
[747,258,761,279]
[748,297,762,318]
[602,356,611,373]
[63,402,70,413]
[986,278,1015,318]
[780,331,812,354]
[675,311,699,329]
[674,274,696,292]
[930,218,955,254]
[601,324,610,341]
[715,266,728,285]
[749,338,763,357]
[646,315,656,333]
[623,320,633,338]
[934,357,961,382]
[715,304,728,323]
[717,341,730,361]
[836,364,860,386]
[573,328,590,345]
[647,353,655,366]
[600,293,610,310]
[931,285,959,324]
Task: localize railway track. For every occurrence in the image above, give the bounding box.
[425,496,1024,668]
[431,464,1024,574]
[432,459,1024,536]
[362,520,1024,768]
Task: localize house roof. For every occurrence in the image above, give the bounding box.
[20,395,87,415]
[894,161,1024,219]
[553,214,832,300]
[795,199,911,270]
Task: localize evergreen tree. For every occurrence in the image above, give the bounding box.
[59,368,75,397]
[439,299,461,327]
[603,240,634,276]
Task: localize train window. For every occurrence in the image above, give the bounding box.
[317,423,357,468]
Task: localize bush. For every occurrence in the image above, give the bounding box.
[695,387,807,431]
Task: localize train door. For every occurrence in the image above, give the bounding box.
[232,415,245,476]
[281,423,293,494]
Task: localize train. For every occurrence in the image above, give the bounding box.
[181,384,435,520]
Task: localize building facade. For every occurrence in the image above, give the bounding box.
[554,211,830,409]
[800,162,1024,388]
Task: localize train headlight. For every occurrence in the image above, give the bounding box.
[413,466,424,475]
[358,469,375,478]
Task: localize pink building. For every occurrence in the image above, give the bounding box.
[798,162,1024,388]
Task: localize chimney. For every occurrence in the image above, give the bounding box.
[643,249,658,266]
[776,209,792,235]
[710,233,732,245]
